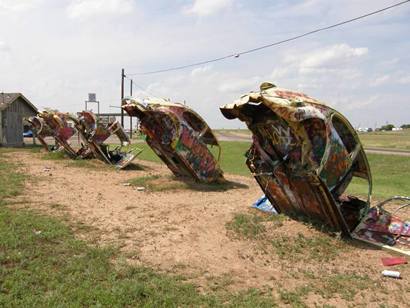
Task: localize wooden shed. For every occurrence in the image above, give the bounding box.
[0,93,38,147]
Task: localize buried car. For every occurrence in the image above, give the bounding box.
[220,82,410,256]
[28,115,57,152]
[69,111,141,169]
[122,97,224,183]
[35,111,83,157]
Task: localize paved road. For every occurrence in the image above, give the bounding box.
[364,147,410,157]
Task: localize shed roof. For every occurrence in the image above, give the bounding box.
[0,92,38,113]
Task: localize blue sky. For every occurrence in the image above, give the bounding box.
[1,0,409,128]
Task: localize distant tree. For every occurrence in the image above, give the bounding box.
[400,124,410,129]
[380,124,395,131]
[367,128,373,132]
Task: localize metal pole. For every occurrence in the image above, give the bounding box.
[121,68,125,127]
[129,79,133,138]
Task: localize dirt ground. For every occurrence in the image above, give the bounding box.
[6,150,410,306]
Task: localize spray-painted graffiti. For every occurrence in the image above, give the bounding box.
[28,116,56,151]
[72,110,141,169]
[36,111,81,157]
[220,82,410,256]
[177,123,220,180]
[31,110,140,169]
[122,97,224,183]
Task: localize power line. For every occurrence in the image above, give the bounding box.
[124,75,158,97]
[126,0,410,76]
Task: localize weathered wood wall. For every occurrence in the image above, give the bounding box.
[1,97,37,146]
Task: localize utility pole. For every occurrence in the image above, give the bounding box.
[129,79,133,138]
[121,68,125,127]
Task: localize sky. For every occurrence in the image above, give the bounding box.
[0,0,409,129]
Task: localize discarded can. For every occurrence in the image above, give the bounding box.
[382,270,401,279]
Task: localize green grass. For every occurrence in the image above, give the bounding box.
[347,154,410,199]
[0,155,26,205]
[225,210,374,305]
[0,150,279,307]
[0,207,280,306]
[130,142,162,163]
[318,273,375,301]
[41,151,67,160]
[226,213,286,240]
[1,143,401,306]
[358,129,410,150]
[218,141,251,176]
[278,272,376,306]
[226,213,346,262]
[130,141,251,176]
[279,286,311,308]
[131,140,409,199]
[0,207,216,307]
[41,150,112,170]
[270,233,347,262]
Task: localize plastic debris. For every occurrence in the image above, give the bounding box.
[381,257,408,266]
[252,195,278,214]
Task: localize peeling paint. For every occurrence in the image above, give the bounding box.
[70,111,141,169]
[220,82,410,255]
[123,97,224,183]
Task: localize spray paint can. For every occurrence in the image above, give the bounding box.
[382,270,401,279]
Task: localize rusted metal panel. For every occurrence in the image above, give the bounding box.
[28,116,55,151]
[123,98,224,183]
[220,82,409,255]
[37,111,80,157]
[72,111,141,169]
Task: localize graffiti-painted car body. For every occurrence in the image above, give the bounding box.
[220,82,410,255]
[37,111,81,157]
[70,111,140,169]
[123,97,224,183]
[28,115,56,152]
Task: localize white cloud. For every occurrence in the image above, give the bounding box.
[191,65,212,77]
[0,1,409,129]
[298,44,368,71]
[270,67,291,81]
[184,0,233,16]
[370,75,390,87]
[218,76,261,93]
[67,0,135,19]
[0,0,43,12]
[0,41,10,52]
[266,43,368,94]
[398,75,410,85]
[344,95,380,111]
